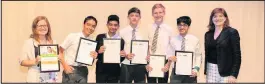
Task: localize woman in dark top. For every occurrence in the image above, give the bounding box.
[95,15,126,83]
[204,8,241,83]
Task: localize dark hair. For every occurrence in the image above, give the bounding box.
[107,15,120,24]
[177,16,192,26]
[128,7,141,16]
[83,16,98,26]
[207,8,230,31]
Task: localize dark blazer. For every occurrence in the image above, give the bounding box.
[95,33,125,76]
[204,27,241,78]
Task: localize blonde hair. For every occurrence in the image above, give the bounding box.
[30,16,53,43]
[152,3,166,13]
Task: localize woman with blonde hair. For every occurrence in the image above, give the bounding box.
[19,16,60,83]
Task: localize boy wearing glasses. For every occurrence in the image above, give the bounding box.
[167,16,202,83]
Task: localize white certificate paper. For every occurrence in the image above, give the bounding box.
[103,38,121,63]
[130,40,149,64]
[38,44,60,72]
[148,55,165,78]
[175,51,193,75]
[75,38,97,65]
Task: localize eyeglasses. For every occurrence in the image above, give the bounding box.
[37,25,47,28]
[177,24,188,28]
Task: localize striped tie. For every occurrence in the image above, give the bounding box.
[151,26,160,54]
[181,37,185,51]
[132,28,136,40]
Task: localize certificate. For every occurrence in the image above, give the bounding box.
[75,37,97,66]
[174,51,193,75]
[38,44,60,72]
[103,38,121,63]
[148,55,166,78]
[130,40,149,64]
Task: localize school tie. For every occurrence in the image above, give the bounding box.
[181,37,185,51]
[151,26,160,54]
[132,28,136,40]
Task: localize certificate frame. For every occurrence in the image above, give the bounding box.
[148,55,166,78]
[174,51,194,75]
[103,38,121,64]
[38,44,60,72]
[75,37,97,66]
[130,40,149,64]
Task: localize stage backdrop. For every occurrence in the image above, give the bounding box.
[2,1,264,83]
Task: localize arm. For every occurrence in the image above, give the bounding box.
[166,36,176,66]
[20,41,39,67]
[59,46,68,69]
[204,33,208,75]
[120,38,126,62]
[166,28,176,67]
[95,35,104,59]
[59,34,75,73]
[230,29,242,79]
[193,40,202,73]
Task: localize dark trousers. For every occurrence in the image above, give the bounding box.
[146,70,169,83]
[62,66,88,83]
[120,64,146,83]
[96,73,119,83]
[170,68,197,83]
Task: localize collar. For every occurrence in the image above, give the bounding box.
[106,32,119,38]
[80,32,91,39]
[129,25,139,32]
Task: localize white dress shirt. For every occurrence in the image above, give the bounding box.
[147,23,174,59]
[60,32,94,66]
[119,25,148,65]
[168,34,202,71]
[106,33,120,39]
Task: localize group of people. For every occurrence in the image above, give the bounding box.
[19,3,241,83]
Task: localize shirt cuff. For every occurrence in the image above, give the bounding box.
[193,66,200,72]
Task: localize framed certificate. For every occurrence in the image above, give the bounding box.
[174,51,193,75]
[130,40,149,64]
[38,44,60,72]
[148,55,166,78]
[75,37,97,66]
[103,38,121,63]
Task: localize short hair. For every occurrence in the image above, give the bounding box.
[152,3,165,13]
[128,7,141,16]
[177,16,192,26]
[107,15,120,24]
[83,16,98,26]
[207,8,230,31]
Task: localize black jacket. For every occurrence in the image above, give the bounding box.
[95,33,125,76]
[204,27,241,78]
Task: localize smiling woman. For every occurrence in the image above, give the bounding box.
[30,16,53,44]
[2,1,264,83]
[19,16,59,83]
[204,8,242,83]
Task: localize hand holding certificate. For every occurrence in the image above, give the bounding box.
[130,40,149,64]
[148,55,166,78]
[75,37,97,66]
[103,38,121,63]
[174,51,193,75]
[38,44,60,72]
